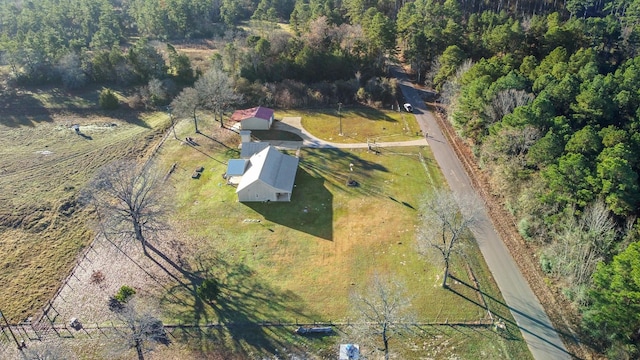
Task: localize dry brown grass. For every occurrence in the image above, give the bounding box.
[0,99,168,322]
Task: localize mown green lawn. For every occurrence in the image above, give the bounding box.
[278,106,423,143]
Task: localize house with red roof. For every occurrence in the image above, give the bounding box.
[230,106,274,130]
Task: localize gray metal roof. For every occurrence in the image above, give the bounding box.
[240,142,269,159]
[226,159,249,176]
[237,146,299,193]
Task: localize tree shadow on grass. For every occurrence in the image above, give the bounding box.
[0,93,54,127]
[297,148,424,211]
[447,275,579,357]
[349,106,398,122]
[99,108,151,129]
[302,148,388,175]
[244,167,333,240]
[160,252,313,357]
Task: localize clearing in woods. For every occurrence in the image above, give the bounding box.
[0,86,531,358]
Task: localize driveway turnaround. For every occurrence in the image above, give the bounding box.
[392,65,572,360]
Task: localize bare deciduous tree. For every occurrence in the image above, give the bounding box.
[485,89,534,124]
[480,125,540,167]
[351,274,414,360]
[544,199,618,304]
[416,189,482,288]
[335,23,364,56]
[82,161,165,256]
[195,67,243,128]
[56,52,87,90]
[116,301,169,360]
[304,16,331,51]
[21,341,74,360]
[146,78,167,106]
[439,59,473,108]
[171,87,200,133]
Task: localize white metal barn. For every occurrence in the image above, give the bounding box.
[230,106,274,130]
[236,146,299,202]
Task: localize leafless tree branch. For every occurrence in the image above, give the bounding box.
[416,189,483,288]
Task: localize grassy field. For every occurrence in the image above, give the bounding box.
[143,112,532,359]
[0,87,168,322]
[0,93,531,358]
[278,107,423,144]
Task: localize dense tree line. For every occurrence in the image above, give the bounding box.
[0,0,398,106]
[395,2,640,357]
[3,0,640,356]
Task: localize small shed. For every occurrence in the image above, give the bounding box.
[236,146,299,202]
[231,106,274,130]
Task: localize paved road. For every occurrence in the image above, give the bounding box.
[393,65,572,360]
[268,85,572,358]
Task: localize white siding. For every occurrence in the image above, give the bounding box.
[241,117,270,130]
[237,180,278,202]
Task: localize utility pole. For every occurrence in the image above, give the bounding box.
[167,106,177,140]
[338,102,343,136]
[0,310,22,350]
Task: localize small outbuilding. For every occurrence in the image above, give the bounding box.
[236,146,299,202]
[231,106,274,130]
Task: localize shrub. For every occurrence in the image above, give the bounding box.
[90,270,105,285]
[539,253,553,274]
[517,217,533,241]
[114,285,136,303]
[99,89,119,110]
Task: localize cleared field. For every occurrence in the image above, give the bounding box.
[278,107,422,144]
[0,88,168,322]
[144,113,531,359]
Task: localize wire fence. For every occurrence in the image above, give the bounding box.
[0,107,511,354]
[1,316,495,348]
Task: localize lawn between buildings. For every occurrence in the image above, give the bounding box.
[146,112,532,359]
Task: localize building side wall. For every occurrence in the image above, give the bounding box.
[241,117,270,130]
[238,181,274,202]
[237,181,292,202]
